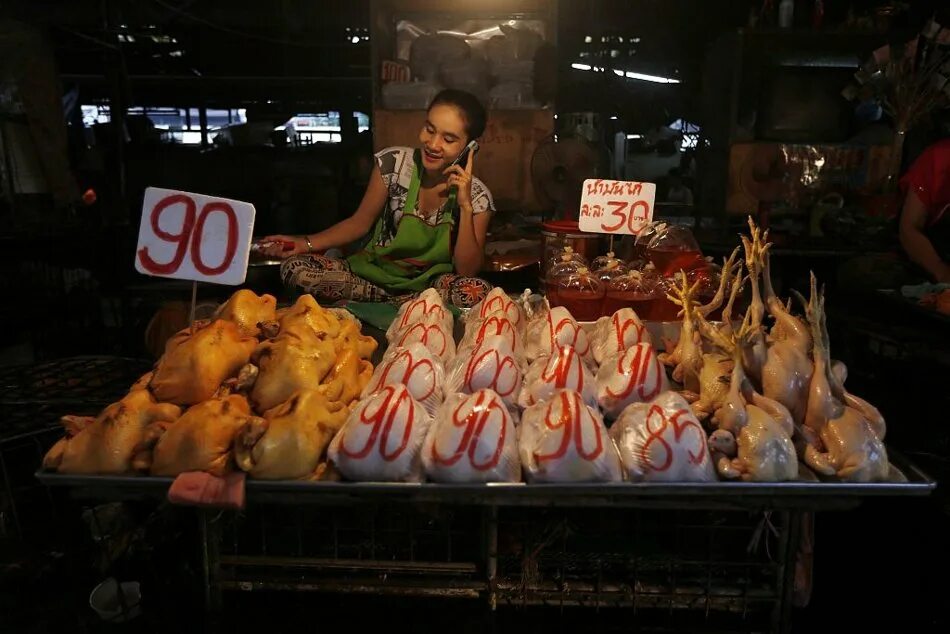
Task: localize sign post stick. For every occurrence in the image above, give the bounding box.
[189,281,199,333]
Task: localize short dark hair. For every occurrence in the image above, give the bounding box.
[428,89,487,141]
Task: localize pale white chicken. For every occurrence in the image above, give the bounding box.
[362,342,446,416]
[800,275,889,482]
[465,286,526,330]
[518,345,597,409]
[328,384,432,482]
[708,322,798,482]
[524,303,594,366]
[386,288,453,342]
[446,334,523,409]
[590,308,652,366]
[391,313,457,365]
[459,310,524,359]
[610,391,716,482]
[520,389,622,483]
[595,343,669,419]
[422,389,521,483]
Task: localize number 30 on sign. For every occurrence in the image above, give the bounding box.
[134,187,256,286]
[578,179,656,236]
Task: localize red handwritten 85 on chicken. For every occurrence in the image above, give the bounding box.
[578,178,656,236]
[134,187,256,285]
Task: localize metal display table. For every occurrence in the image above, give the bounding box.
[37,454,934,634]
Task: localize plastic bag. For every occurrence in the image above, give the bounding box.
[609,391,716,482]
[422,389,521,483]
[409,34,471,82]
[390,312,456,366]
[386,288,453,342]
[361,342,445,416]
[328,384,431,482]
[519,389,622,483]
[445,334,523,409]
[518,345,597,409]
[464,286,527,331]
[595,343,669,419]
[590,308,653,366]
[459,310,524,360]
[525,304,594,366]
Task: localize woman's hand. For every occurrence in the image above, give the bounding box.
[257,234,309,259]
[443,150,474,210]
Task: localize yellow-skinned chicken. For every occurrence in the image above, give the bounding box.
[143,394,263,477]
[250,328,337,412]
[316,348,374,407]
[235,389,350,479]
[43,390,181,474]
[264,294,341,339]
[149,319,257,406]
[213,289,277,337]
[333,317,379,361]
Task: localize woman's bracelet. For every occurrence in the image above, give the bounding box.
[304,235,313,252]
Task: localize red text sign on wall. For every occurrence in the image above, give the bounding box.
[578,179,656,236]
[134,187,256,286]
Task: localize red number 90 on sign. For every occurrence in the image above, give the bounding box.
[134,187,256,286]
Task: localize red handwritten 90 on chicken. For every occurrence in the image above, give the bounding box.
[135,187,256,286]
[578,179,656,236]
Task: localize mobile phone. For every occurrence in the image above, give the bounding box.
[447,140,479,169]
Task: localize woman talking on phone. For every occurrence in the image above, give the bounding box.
[260,89,495,308]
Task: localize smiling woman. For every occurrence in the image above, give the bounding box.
[261,89,496,308]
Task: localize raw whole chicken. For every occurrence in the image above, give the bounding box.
[43,390,181,474]
[362,342,446,415]
[446,334,523,408]
[595,343,669,419]
[519,345,597,409]
[524,304,593,366]
[746,224,814,426]
[250,328,337,412]
[267,294,342,339]
[422,389,521,483]
[590,308,652,366]
[328,384,432,482]
[686,273,746,419]
[610,391,716,482]
[800,276,889,482]
[213,289,277,337]
[145,394,264,477]
[392,313,457,365]
[386,288,453,342]
[149,319,257,406]
[459,310,524,359]
[520,389,622,483]
[659,248,740,392]
[708,323,798,482]
[465,287,526,330]
[738,219,769,387]
[234,389,350,479]
[333,317,379,361]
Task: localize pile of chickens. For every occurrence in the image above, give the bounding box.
[43,290,379,480]
[43,219,891,485]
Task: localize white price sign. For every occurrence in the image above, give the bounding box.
[577,179,656,235]
[134,187,256,286]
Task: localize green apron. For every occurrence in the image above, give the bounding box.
[347,150,456,292]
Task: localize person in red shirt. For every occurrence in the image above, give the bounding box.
[899,138,950,283]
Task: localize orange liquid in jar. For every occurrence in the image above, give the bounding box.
[602,291,656,318]
[558,289,605,322]
[648,247,704,276]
